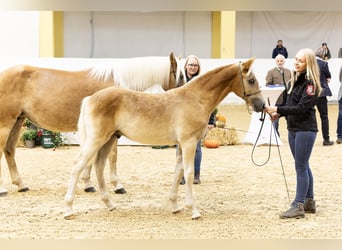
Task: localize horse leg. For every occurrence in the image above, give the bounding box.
[108,137,126,194]
[182,143,201,219]
[0,152,8,196]
[94,138,116,211]
[80,163,97,193]
[64,145,100,219]
[64,156,93,219]
[64,136,117,219]
[1,118,29,195]
[169,145,184,213]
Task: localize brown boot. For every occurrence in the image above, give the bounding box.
[304,198,316,213]
[193,177,201,184]
[280,202,305,219]
[193,172,201,184]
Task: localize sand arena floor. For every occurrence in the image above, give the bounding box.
[1,104,342,239]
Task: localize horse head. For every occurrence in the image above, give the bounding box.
[169,52,185,89]
[236,58,265,112]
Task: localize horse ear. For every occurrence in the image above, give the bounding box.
[169,52,177,73]
[241,57,255,73]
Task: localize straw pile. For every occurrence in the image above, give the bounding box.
[203,127,239,146]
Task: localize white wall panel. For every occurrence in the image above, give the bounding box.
[236,12,342,59]
[64,11,212,58]
[0,11,39,57]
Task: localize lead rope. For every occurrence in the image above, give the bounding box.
[250,98,290,202]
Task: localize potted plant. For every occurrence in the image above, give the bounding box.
[37,128,65,149]
[21,129,38,148]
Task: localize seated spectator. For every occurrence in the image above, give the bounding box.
[265,54,291,136]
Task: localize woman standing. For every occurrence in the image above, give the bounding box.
[179,55,216,185]
[265,48,321,219]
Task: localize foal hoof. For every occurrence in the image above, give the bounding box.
[18,187,29,192]
[114,188,127,194]
[84,187,96,193]
[191,210,201,220]
[64,213,77,220]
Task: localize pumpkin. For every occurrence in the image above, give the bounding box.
[216,114,226,123]
[203,139,219,148]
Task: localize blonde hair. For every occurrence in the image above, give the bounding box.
[288,48,321,96]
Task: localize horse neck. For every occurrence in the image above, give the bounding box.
[187,65,239,110]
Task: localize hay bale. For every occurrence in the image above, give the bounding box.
[203,127,239,145]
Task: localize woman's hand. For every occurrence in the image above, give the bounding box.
[264,105,277,115]
[264,106,279,122]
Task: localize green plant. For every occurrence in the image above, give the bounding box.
[38,128,65,148]
[21,129,38,141]
[23,119,65,148]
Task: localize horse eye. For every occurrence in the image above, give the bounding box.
[247,79,255,84]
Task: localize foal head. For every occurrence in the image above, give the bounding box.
[235,58,265,112]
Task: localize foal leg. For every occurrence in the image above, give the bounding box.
[182,143,201,219]
[169,145,184,213]
[0,153,8,196]
[94,138,117,211]
[108,138,126,194]
[64,147,99,219]
[80,163,97,193]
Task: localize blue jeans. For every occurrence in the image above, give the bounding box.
[337,98,342,139]
[194,140,202,176]
[288,130,317,203]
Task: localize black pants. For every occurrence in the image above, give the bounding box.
[316,96,330,140]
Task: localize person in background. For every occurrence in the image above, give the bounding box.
[315,47,333,146]
[272,40,288,59]
[265,48,321,219]
[321,42,331,60]
[336,65,342,144]
[265,54,292,135]
[179,55,216,185]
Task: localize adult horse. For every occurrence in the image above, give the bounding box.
[64,58,265,220]
[0,52,185,196]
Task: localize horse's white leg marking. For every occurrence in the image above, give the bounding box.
[0,151,8,196]
[169,146,183,213]
[182,143,201,219]
[94,142,116,211]
[64,157,91,219]
[80,163,95,191]
[0,164,8,196]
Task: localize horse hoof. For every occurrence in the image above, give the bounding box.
[191,211,201,220]
[18,187,29,192]
[84,187,96,193]
[0,191,8,197]
[172,207,183,214]
[114,188,127,194]
[64,213,77,220]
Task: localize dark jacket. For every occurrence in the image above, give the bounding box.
[277,73,318,132]
[316,58,332,97]
[272,46,288,58]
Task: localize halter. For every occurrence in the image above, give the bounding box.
[238,62,261,99]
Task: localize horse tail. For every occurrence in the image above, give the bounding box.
[78,96,91,149]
